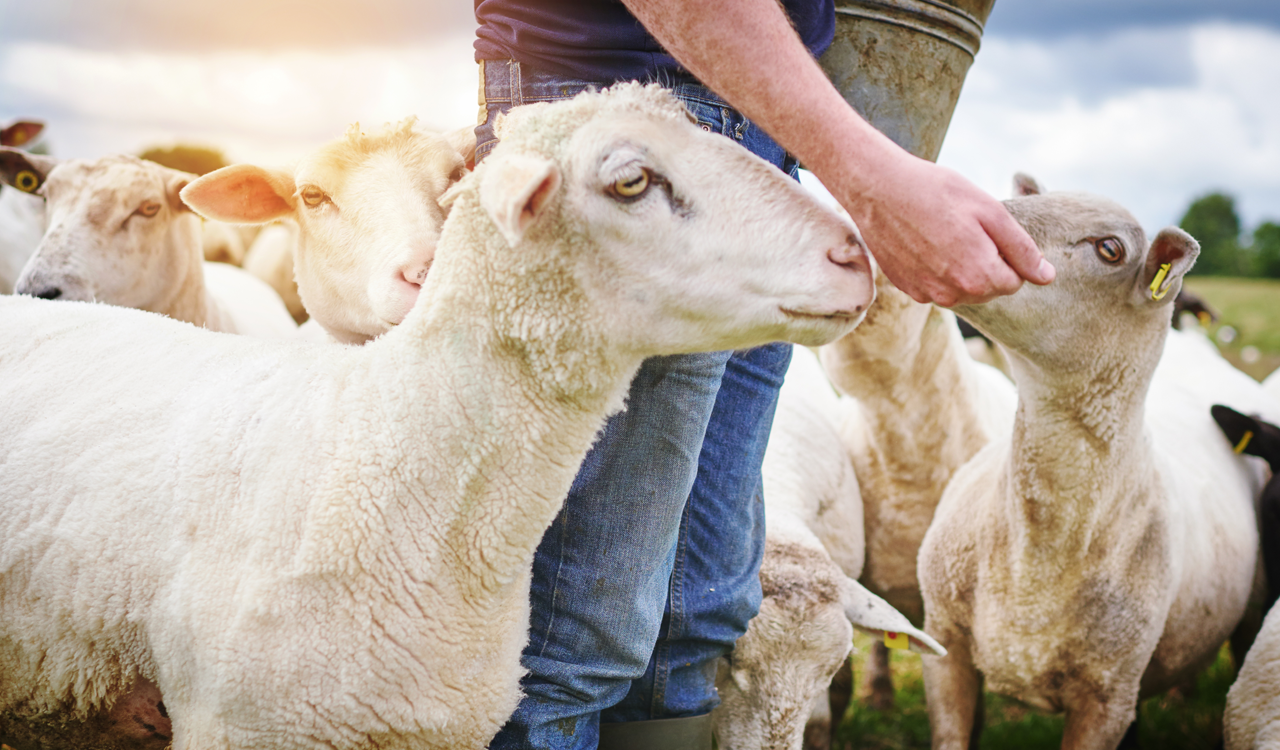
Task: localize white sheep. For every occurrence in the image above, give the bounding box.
[1265,367,1280,405]
[712,345,944,750]
[817,264,1016,714]
[198,217,248,266]
[182,119,476,344]
[1216,406,1280,750]
[918,189,1280,750]
[0,83,875,750]
[0,150,297,339]
[0,123,47,294]
[240,221,308,324]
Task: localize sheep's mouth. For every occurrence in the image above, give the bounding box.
[780,307,861,321]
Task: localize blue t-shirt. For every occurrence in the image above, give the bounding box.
[474,0,834,83]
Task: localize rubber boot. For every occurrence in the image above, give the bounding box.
[598,714,714,750]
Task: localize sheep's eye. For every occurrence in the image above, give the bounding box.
[448,166,465,183]
[137,201,162,218]
[300,186,329,208]
[612,170,650,199]
[1095,237,1124,264]
[14,170,39,193]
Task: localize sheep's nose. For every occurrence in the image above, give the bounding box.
[828,233,868,269]
[401,262,431,287]
[31,286,63,300]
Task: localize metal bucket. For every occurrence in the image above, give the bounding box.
[819,0,997,161]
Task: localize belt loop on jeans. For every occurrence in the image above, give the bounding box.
[476,62,487,125]
[509,59,524,107]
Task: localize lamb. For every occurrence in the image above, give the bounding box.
[712,346,944,750]
[0,150,297,338]
[1216,407,1280,749]
[182,119,477,344]
[0,83,875,750]
[0,121,46,294]
[817,262,1016,713]
[917,188,1280,749]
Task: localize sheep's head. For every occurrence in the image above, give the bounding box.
[713,542,944,750]
[0,151,197,308]
[714,543,855,750]
[181,118,475,344]
[955,182,1198,373]
[447,82,877,360]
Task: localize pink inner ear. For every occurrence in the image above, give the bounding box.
[1,121,44,148]
[521,170,561,229]
[1143,227,1200,294]
[181,165,294,224]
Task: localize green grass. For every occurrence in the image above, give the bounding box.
[1182,277,1280,381]
[833,635,1234,749]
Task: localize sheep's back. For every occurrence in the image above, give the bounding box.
[0,297,346,711]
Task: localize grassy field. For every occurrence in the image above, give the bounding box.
[831,277,1278,747]
[1183,277,1280,382]
[833,634,1235,749]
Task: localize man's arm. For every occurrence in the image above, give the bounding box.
[621,0,1054,306]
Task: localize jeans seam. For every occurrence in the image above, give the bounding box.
[535,512,569,659]
[652,501,692,714]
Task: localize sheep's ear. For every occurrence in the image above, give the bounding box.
[0,146,57,194]
[438,180,465,213]
[444,125,478,171]
[1012,172,1043,196]
[479,152,561,247]
[1,121,44,149]
[181,164,296,224]
[838,577,946,656]
[1138,227,1199,305]
[162,169,194,214]
[1211,404,1280,468]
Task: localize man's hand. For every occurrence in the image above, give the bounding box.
[836,152,1055,306]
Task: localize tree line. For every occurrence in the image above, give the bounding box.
[1180,192,1280,278]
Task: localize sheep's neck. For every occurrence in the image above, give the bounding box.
[355,229,639,598]
[1003,345,1160,554]
[827,303,987,505]
[146,215,211,329]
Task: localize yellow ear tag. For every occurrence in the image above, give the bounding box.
[1149,263,1172,301]
[1235,431,1254,454]
[884,631,910,650]
[14,170,38,193]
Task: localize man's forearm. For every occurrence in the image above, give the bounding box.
[620,0,1054,306]
[620,0,899,207]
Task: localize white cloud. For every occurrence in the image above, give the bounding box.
[939,22,1280,234]
[0,36,478,165]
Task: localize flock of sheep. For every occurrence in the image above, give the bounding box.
[2,82,1280,750]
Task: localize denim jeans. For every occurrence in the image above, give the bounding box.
[476,60,796,750]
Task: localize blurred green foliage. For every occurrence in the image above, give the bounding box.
[1179,192,1280,279]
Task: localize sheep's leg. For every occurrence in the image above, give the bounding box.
[862,640,895,711]
[823,657,854,750]
[1060,698,1137,750]
[921,634,981,750]
[1230,600,1264,672]
[803,686,833,750]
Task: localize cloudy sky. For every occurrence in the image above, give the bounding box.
[1,0,1278,235]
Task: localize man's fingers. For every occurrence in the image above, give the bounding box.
[984,209,1055,286]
